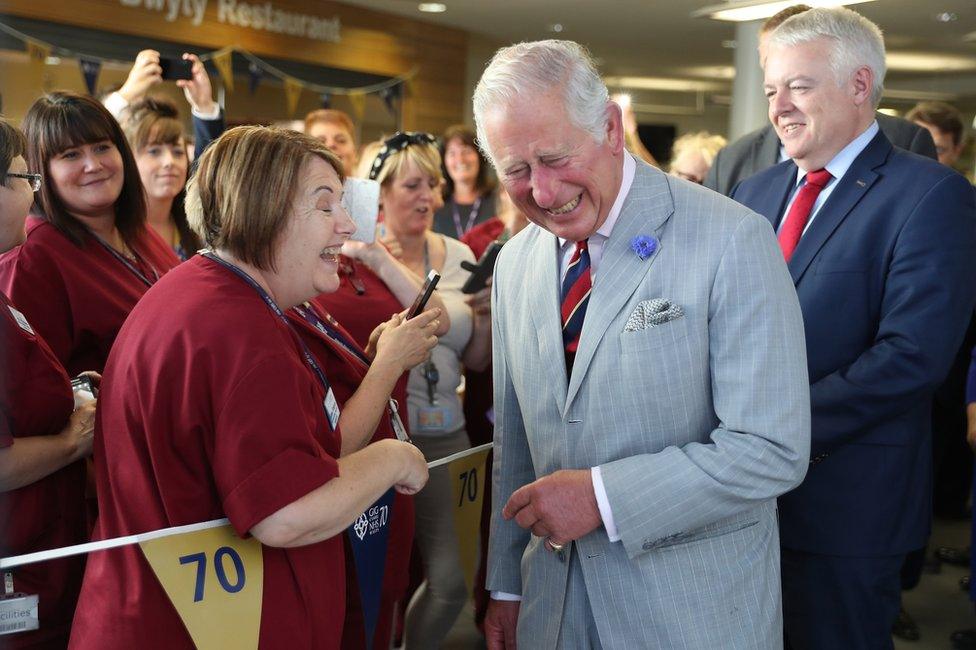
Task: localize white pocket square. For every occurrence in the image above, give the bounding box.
[624,299,684,332]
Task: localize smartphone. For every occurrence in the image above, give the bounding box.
[71,375,97,407]
[343,178,381,244]
[159,56,193,81]
[461,241,503,294]
[407,270,440,319]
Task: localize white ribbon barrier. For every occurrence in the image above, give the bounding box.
[0,442,494,570]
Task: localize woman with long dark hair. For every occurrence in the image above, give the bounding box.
[0,91,180,376]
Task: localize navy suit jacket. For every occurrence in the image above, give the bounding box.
[731,130,976,556]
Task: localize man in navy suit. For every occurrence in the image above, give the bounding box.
[731,7,976,649]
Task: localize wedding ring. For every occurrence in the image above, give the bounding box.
[547,538,565,552]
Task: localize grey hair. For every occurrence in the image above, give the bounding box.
[769,6,886,107]
[472,39,609,165]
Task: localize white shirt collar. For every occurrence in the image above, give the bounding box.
[558,152,636,248]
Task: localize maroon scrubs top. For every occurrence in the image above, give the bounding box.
[69,256,346,649]
[0,292,86,649]
[0,216,181,375]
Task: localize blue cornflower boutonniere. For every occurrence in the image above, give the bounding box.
[630,235,658,260]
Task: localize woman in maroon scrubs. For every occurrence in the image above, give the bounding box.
[69,126,435,649]
[0,91,180,377]
[0,120,96,648]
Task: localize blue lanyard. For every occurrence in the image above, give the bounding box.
[451,197,481,238]
[201,251,336,429]
[90,233,159,288]
[293,303,371,368]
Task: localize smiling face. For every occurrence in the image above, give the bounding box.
[380,158,439,238]
[308,121,357,176]
[482,90,624,242]
[47,140,124,221]
[764,38,872,172]
[0,155,35,251]
[135,137,188,202]
[444,137,480,188]
[269,156,355,306]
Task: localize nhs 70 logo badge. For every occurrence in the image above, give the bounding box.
[354,503,389,540]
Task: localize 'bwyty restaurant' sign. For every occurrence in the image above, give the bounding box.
[119,0,342,43]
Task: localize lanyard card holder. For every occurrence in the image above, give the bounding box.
[1,573,39,636]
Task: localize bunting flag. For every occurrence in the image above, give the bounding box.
[284,77,303,115]
[319,92,332,109]
[25,40,50,63]
[79,57,101,96]
[140,523,263,650]
[348,91,366,121]
[247,62,262,95]
[346,489,395,650]
[447,447,491,592]
[380,83,401,117]
[212,49,234,93]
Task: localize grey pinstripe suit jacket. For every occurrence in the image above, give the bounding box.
[487,159,811,648]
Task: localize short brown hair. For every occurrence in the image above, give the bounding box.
[122,97,185,152]
[440,124,495,199]
[304,109,356,140]
[186,126,344,271]
[906,102,965,146]
[762,4,811,33]
[23,91,146,247]
[0,118,27,180]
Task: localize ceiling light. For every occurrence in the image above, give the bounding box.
[418,3,446,13]
[549,23,564,33]
[935,12,958,22]
[722,40,738,49]
[692,0,876,23]
[886,52,976,73]
[877,108,900,117]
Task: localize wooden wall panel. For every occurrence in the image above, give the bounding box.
[1,0,468,130]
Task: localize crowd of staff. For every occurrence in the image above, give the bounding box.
[2,4,976,649]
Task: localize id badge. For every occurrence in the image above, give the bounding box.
[324,388,340,430]
[416,406,451,433]
[0,594,39,636]
[7,305,33,335]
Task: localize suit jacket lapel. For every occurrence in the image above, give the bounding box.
[564,164,673,413]
[526,228,568,414]
[787,131,890,284]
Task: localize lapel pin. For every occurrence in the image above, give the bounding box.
[630,235,658,261]
[856,180,866,187]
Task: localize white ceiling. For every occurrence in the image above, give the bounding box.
[339,0,976,106]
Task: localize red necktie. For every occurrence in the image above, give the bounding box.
[778,169,833,261]
[560,240,591,367]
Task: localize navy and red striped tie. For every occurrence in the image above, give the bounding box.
[561,239,591,372]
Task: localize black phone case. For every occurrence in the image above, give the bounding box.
[160,57,193,81]
[461,241,503,294]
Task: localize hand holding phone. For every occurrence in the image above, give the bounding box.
[160,56,194,81]
[71,375,98,407]
[461,241,503,294]
[408,270,441,319]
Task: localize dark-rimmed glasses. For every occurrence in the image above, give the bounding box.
[6,173,42,192]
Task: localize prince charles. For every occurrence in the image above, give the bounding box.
[474,40,811,649]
